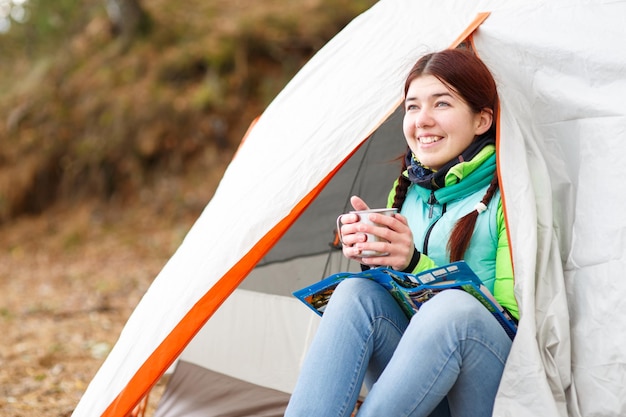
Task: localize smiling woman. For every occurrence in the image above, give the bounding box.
[286,48,517,417]
[403,75,493,171]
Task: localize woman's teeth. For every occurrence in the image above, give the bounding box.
[419,136,442,144]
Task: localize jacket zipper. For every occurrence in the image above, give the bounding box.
[422,191,446,256]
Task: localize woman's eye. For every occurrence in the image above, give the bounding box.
[406,104,419,111]
[435,101,450,108]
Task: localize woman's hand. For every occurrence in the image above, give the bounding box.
[339,196,415,270]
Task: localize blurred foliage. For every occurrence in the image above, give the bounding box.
[0,0,377,224]
[0,0,97,59]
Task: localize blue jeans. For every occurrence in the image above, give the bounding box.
[285,278,512,417]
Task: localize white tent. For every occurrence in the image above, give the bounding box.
[73,0,626,416]
[153,106,407,416]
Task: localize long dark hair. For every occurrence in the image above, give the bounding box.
[392,48,499,261]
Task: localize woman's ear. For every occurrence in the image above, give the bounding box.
[474,109,493,135]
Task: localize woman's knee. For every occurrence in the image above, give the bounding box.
[409,289,509,347]
[324,278,386,315]
[405,289,491,339]
[326,278,407,325]
[332,278,381,303]
[417,289,483,319]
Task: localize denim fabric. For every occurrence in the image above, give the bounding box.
[285,278,512,417]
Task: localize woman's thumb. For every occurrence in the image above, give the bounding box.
[350,195,370,211]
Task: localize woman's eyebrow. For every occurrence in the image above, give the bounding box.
[405,91,453,102]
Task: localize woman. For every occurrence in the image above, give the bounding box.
[285,48,519,417]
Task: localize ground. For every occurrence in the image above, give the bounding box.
[0,168,227,416]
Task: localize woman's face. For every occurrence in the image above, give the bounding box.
[403,75,492,171]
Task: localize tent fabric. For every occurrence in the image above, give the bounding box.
[154,361,290,417]
[173,289,320,394]
[73,1,626,416]
[253,106,406,269]
[477,3,626,416]
[240,106,407,296]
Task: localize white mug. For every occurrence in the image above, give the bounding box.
[336,208,398,257]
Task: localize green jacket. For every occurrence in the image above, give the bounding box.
[387,145,518,319]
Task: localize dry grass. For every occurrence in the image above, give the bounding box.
[0,210,173,415]
[0,157,230,415]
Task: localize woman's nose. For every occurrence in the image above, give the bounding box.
[415,109,433,129]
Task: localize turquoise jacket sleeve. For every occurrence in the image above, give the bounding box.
[493,200,518,319]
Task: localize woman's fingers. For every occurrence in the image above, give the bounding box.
[339,201,413,267]
[352,214,413,269]
[350,195,370,211]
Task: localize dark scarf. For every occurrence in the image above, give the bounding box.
[405,133,495,190]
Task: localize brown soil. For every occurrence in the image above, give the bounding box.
[0,163,230,416]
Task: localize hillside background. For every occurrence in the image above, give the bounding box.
[0,0,376,415]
